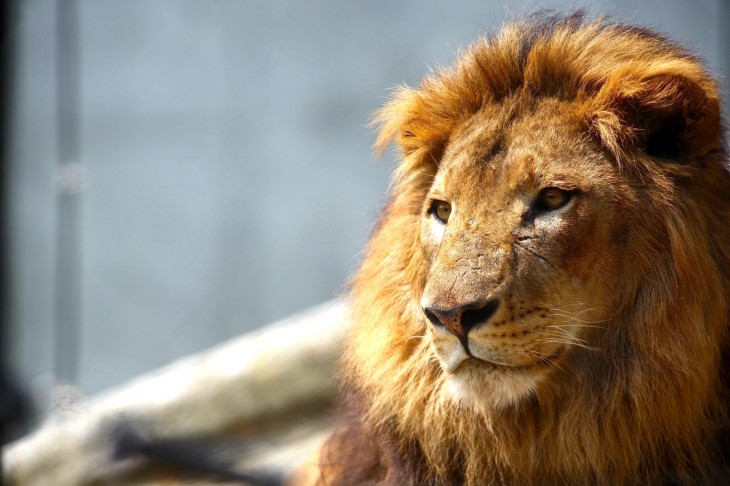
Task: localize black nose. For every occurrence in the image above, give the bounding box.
[424,299,500,339]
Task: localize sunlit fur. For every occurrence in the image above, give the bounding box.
[314,12,730,485]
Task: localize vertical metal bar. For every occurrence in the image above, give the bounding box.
[54,0,83,385]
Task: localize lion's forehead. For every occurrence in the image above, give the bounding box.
[438,99,593,204]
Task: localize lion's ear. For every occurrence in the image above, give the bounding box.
[589,65,721,161]
[372,85,461,169]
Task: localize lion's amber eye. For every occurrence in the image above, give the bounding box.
[537,187,571,211]
[431,200,451,224]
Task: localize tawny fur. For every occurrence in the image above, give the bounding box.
[312,12,730,485]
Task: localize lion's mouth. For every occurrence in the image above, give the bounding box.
[454,349,564,374]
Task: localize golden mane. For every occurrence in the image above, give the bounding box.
[318,12,730,485]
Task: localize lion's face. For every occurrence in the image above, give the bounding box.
[419,98,634,408]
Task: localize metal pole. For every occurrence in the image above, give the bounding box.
[54,0,84,387]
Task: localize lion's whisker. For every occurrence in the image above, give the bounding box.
[537,339,599,351]
[525,350,567,373]
[546,323,608,329]
[545,313,610,325]
[541,327,587,342]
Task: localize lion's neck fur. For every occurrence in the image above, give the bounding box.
[331,160,730,485]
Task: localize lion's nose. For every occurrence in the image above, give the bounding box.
[424,299,500,340]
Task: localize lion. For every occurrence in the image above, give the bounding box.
[297,11,730,485]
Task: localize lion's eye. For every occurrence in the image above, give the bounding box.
[430,200,452,224]
[536,188,571,211]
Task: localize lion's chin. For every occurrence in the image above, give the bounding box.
[444,359,542,411]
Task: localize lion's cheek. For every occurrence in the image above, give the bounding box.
[556,212,618,284]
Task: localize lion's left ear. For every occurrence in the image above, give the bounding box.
[588,64,721,161]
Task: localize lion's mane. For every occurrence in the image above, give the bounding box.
[320,12,730,485]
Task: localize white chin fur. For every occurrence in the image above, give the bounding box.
[445,369,539,411]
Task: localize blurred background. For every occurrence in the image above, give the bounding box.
[2,0,728,443]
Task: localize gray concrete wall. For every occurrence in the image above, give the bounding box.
[6,0,727,419]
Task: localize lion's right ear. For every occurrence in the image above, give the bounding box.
[588,61,721,162]
[372,85,461,170]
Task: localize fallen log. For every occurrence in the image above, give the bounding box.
[3,299,348,485]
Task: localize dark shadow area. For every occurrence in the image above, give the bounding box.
[1,0,31,447]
